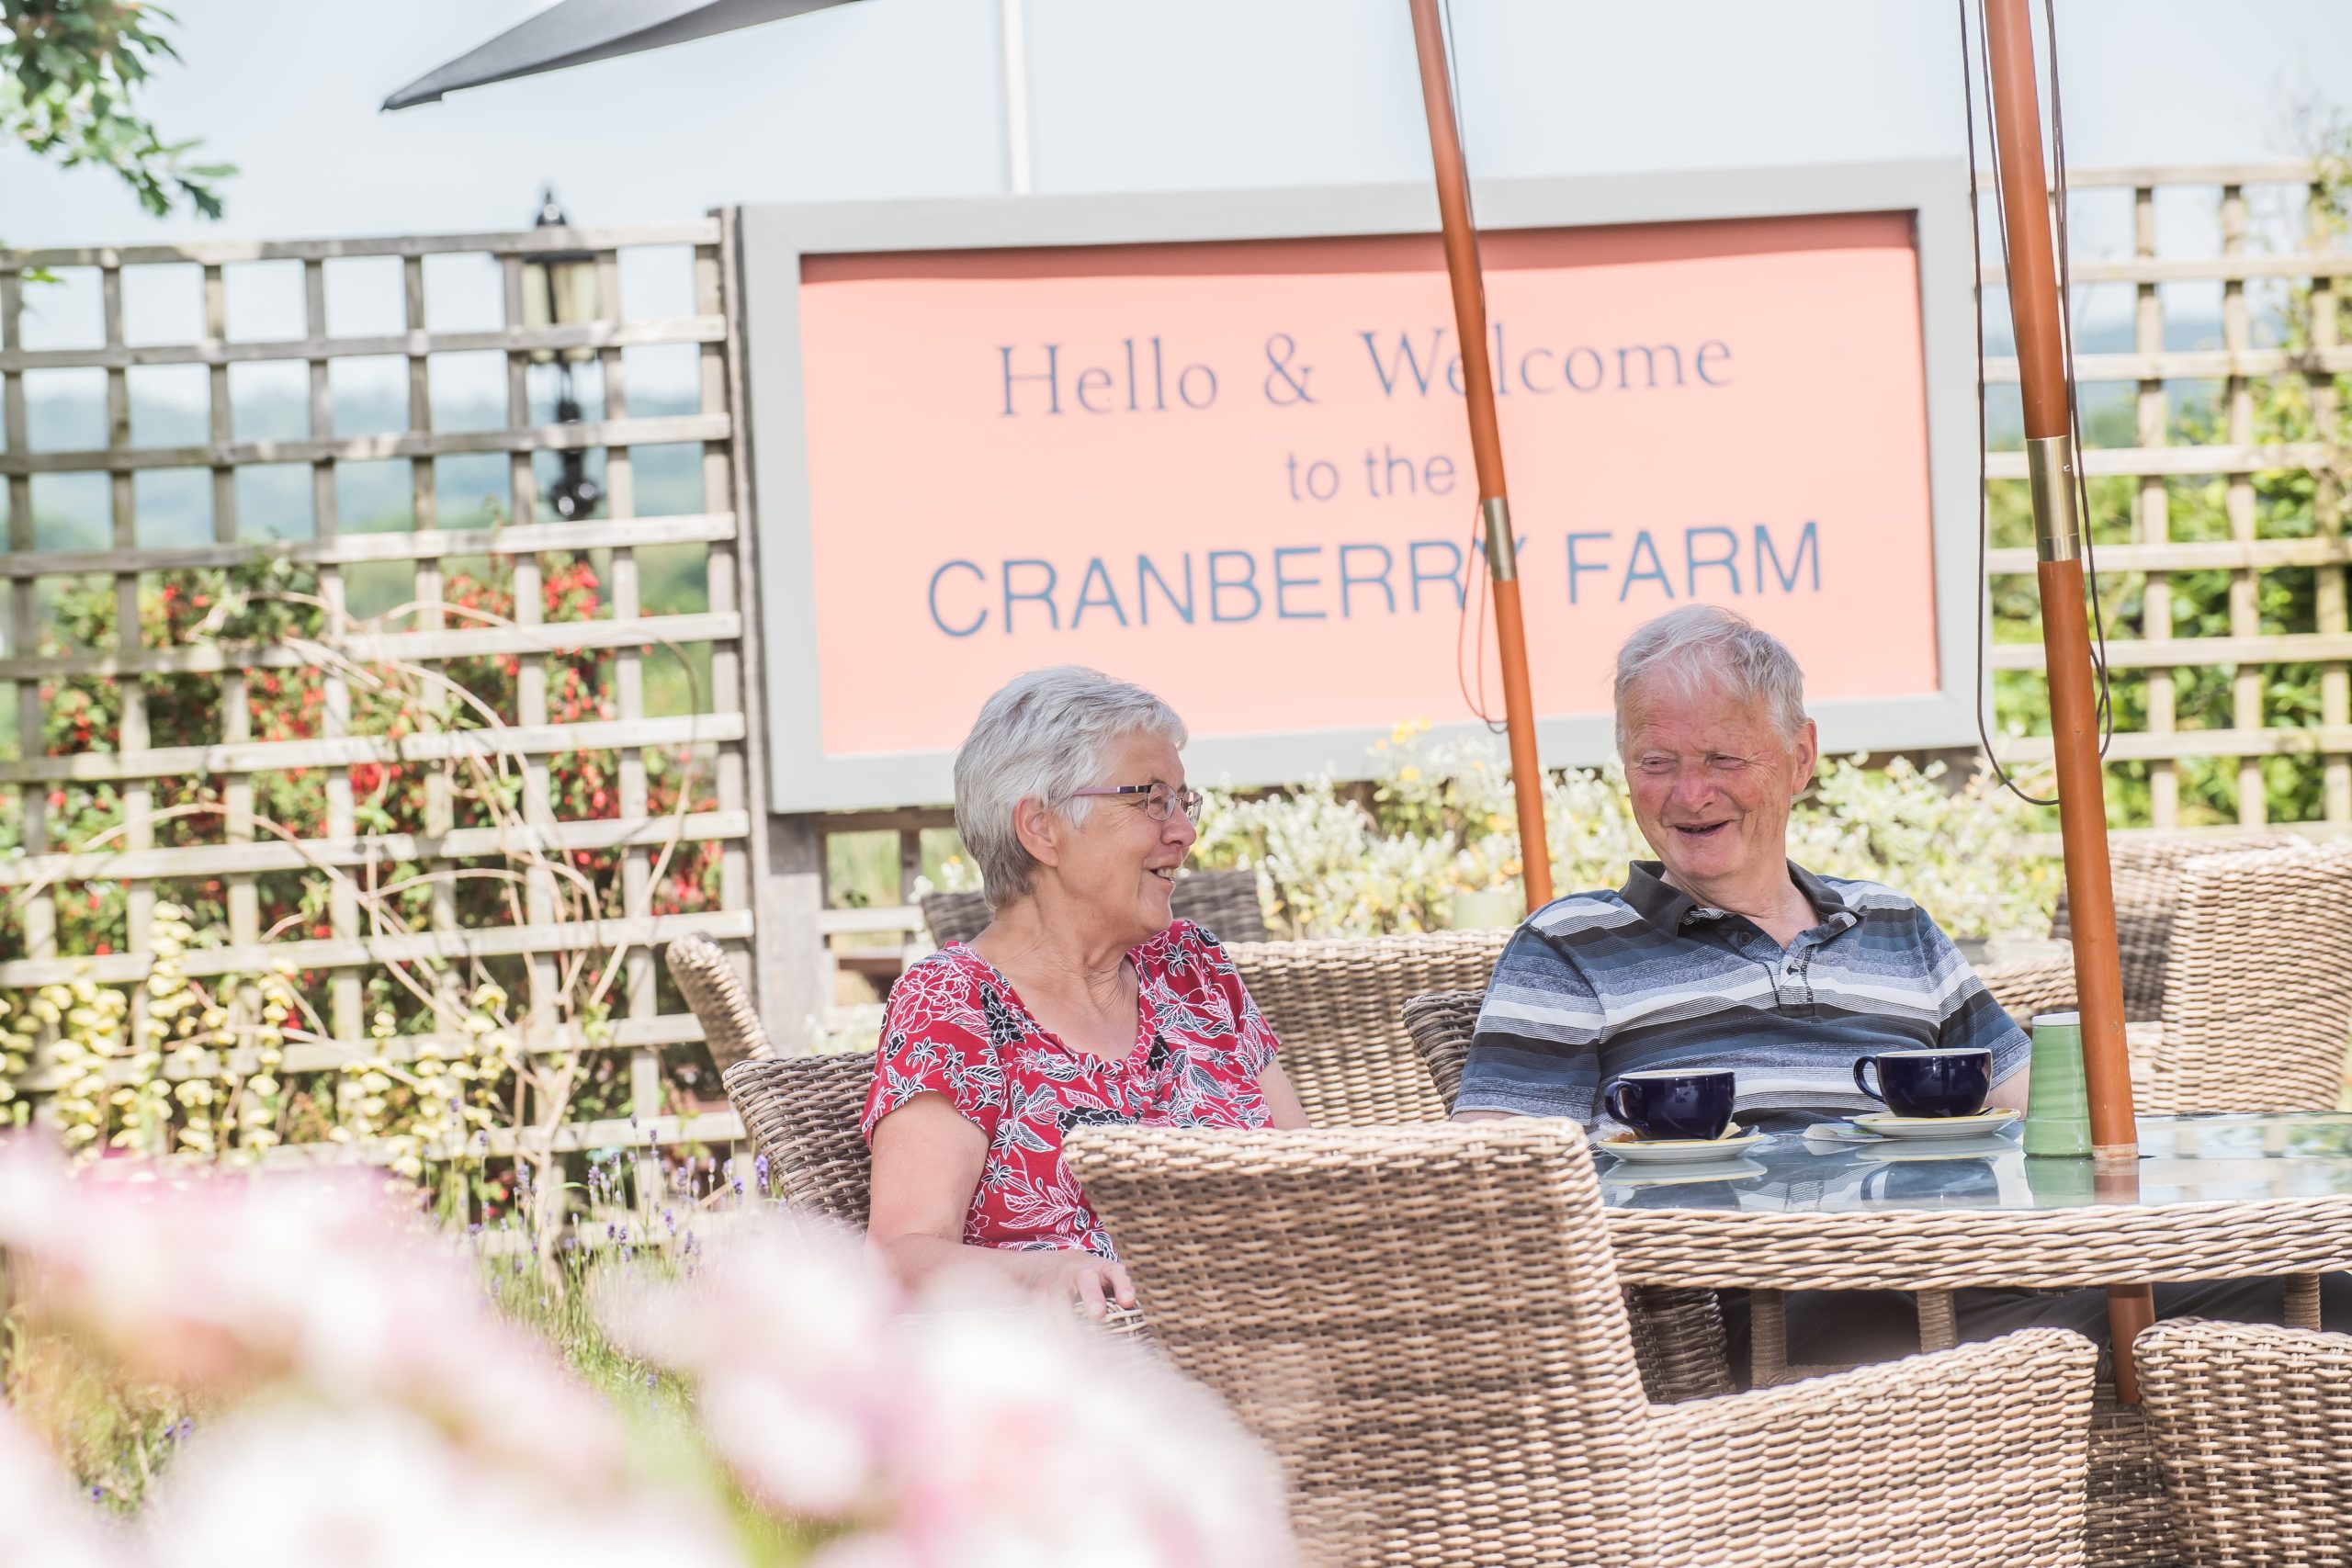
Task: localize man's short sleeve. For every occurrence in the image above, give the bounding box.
[1455,922,1606,1122]
[1924,918,2033,1086]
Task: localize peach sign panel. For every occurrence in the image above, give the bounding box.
[797,212,1937,760]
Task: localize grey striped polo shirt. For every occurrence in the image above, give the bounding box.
[1459,860,2030,1131]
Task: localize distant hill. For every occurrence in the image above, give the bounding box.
[8,310,2235,551]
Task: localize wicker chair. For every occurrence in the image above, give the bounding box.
[921,867,1271,947]
[1398,987,1732,1404]
[663,931,773,1070]
[668,932,872,1222]
[2122,841,2352,1114]
[1224,929,1509,1126]
[2136,1320,2352,1567]
[719,1050,876,1224]
[1064,1121,2098,1568]
[2052,831,2305,1021]
[1975,946,2083,1027]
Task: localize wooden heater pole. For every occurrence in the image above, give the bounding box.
[1405,0,1553,910]
[1982,0,2154,1393]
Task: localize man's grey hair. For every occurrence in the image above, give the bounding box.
[954,666,1189,909]
[1612,604,1808,750]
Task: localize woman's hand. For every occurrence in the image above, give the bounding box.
[1024,1250,1137,1320]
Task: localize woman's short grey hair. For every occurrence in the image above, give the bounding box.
[954,666,1189,909]
[1612,604,1808,750]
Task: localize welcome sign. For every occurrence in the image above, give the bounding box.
[741,164,1981,812]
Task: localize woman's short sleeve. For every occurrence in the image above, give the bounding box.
[1184,923,1283,1079]
[859,955,1007,1144]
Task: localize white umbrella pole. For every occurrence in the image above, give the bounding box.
[999,0,1034,194]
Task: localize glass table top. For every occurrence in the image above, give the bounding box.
[1597,1113,2352,1214]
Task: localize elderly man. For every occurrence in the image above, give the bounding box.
[1455,603,2029,1132]
[1461,602,2349,1363]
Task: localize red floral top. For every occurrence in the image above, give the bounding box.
[860,919,1283,1258]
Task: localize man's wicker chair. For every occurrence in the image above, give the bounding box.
[1064,1121,2098,1568]
[2089,840,2352,1114]
[2053,831,2306,1021]
[2136,1320,2352,1567]
[1224,929,1509,1126]
[921,867,1271,947]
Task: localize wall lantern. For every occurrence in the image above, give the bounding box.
[525,185,603,521]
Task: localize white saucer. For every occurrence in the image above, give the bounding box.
[1602,1157,1770,1188]
[1597,1128,1769,1165]
[1849,1108,2020,1140]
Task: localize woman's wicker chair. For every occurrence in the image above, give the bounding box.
[719,1050,876,1224]
[662,930,772,1070]
[922,867,1271,947]
[1064,1121,2098,1568]
[2136,1320,2352,1568]
[668,932,874,1224]
[1225,929,1509,1126]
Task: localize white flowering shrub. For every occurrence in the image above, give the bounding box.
[1187,726,2057,942]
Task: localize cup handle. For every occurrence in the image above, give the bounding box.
[1853,1057,1886,1104]
[1603,1078,1639,1128]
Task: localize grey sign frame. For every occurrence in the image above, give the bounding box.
[737,159,1982,814]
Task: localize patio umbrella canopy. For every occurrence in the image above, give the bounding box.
[382,0,867,110]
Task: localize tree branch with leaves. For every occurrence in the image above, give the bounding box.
[3,0,230,245]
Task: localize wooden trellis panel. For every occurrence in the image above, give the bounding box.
[0,217,771,1159]
[1984,160,2351,837]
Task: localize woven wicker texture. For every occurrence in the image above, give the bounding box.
[1064,1122,2097,1568]
[1979,949,2083,1026]
[1607,1193,2352,1292]
[1224,930,1509,1126]
[663,931,773,1068]
[2136,1320,2352,1568]
[920,868,1270,947]
[2052,832,2304,1021]
[719,1051,874,1225]
[2141,841,2352,1114]
[1396,986,1733,1404]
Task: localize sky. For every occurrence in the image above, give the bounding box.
[4,0,2347,251]
[2,1,2345,423]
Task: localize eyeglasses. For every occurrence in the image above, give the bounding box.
[1070,782,1204,824]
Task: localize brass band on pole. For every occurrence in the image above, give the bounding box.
[1482,495,1519,581]
[2026,434,2083,563]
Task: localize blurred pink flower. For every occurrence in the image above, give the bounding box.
[0,1405,126,1568]
[601,1216,1294,1568]
[595,1213,901,1518]
[0,1136,627,1489]
[141,1403,745,1568]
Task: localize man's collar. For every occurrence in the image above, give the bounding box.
[1619,859,1852,934]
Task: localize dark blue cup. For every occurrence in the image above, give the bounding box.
[1602,1068,1736,1142]
[1852,1049,1994,1119]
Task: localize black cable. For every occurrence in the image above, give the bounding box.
[1959,0,2114,807]
[1962,0,2058,805]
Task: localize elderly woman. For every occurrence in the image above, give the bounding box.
[863,666,1308,1316]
